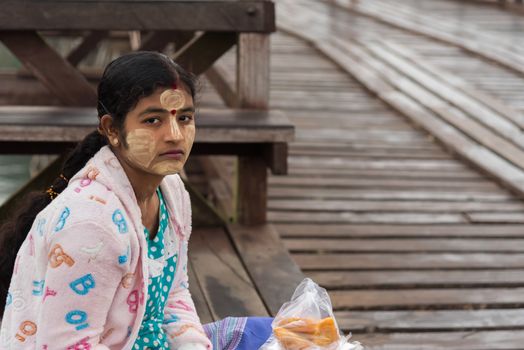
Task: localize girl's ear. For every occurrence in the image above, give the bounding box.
[100,114,120,147]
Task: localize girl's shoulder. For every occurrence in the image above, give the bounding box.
[38,178,132,241]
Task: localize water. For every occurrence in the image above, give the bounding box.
[0,156,31,205]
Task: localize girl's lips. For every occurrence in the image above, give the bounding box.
[160,150,184,159]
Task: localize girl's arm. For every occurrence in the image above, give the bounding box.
[36,221,129,349]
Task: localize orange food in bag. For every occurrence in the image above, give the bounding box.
[274,317,340,349]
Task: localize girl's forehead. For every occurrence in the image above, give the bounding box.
[134,87,194,111]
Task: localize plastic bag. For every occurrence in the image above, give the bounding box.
[259,278,363,350]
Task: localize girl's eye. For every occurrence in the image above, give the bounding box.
[144,117,160,125]
[179,115,194,123]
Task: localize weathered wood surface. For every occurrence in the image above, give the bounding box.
[0,31,96,106]
[188,227,270,320]
[0,106,293,144]
[236,32,271,224]
[0,1,276,32]
[201,19,524,346]
[277,1,524,198]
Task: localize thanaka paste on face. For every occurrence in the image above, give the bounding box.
[124,87,195,176]
[126,129,156,168]
[160,88,186,115]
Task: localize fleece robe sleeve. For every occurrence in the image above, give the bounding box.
[35,221,129,349]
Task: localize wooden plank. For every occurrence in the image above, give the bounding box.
[330,288,524,309]
[466,212,524,223]
[285,167,484,180]
[227,224,305,315]
[0,1,276,33]
[288,148,451,160]
[189,227,269,319]
[173,32,236,75]
[275,223,524,238]
[268,177,499,190]
[380,41,524,132]
[363,40,524,150]
[307,270,524,288]
[308,38,524,198]
[0,31,96,106]
[287,158,468,171]
[268,211,467,224]
[336,40,524,171]
[353,330,524,350]
[336,309,524,331]
[360,40,524,158]
[205,62,238,108]
[187,261,214,323]
[269,188,512,202]
[284,238,524,253]
[334,0,524,76]
[0,106,294,144]
[270,199,524,213]
[294,128,430,144]
[293,253,524,270]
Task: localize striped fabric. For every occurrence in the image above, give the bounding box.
[203,317,273,350]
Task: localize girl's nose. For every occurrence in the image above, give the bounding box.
[168,118,183,140]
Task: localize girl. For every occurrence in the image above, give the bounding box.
[0,52,272,350]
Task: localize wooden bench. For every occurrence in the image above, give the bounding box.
[0,106,293,172]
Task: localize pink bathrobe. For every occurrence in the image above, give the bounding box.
[0,146,212,350]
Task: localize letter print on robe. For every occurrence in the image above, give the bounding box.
[54,207,71,232]
[69,274,96,296]
[112,209,128,234]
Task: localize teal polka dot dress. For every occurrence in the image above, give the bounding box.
[133,189,177,350]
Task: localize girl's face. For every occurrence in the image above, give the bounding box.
[118,86,195,176]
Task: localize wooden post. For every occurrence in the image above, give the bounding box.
[236,33,270,225]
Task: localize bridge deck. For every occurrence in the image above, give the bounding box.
[193,0,524,347]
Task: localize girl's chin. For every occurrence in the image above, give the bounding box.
[150,163,184,175]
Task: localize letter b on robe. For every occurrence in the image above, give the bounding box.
[70,274,96,296]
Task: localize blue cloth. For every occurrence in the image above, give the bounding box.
[236,317,273,350]
[203,317,273,350]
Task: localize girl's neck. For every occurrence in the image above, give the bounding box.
[117,155,163,233]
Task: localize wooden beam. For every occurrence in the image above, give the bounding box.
[205,63,238,108]
[0,2,276,33]
[183,178,224,228]
[236,156,267,224]
[236,33,271,225]
[0,31,96,106]
[264,142,288,175]
[237,33,270,109]
[66,31,108,66]
[139,31,194,52]
[173,32,237,75]
[196,156,235,222]
[0,106,293,142]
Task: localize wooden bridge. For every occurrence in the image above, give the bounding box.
[192,0,524,348]
[2,0,524,348]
